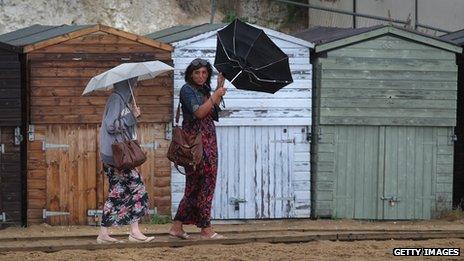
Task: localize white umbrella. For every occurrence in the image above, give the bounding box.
[82,60,174,105]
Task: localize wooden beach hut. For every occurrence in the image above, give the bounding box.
[0,42,25,226]
[440,30,464,209]
[146,23,314,219]
[0,24,173,225]
[295,25,462,219]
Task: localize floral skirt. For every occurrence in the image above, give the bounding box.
[101,166,149,227]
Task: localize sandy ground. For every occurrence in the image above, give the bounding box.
[0,219,463,260]
[0,239,463,261]
[2,219,464,239]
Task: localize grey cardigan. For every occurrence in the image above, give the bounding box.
[99,79,138,166]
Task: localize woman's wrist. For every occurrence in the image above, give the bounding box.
[209,96,216,106]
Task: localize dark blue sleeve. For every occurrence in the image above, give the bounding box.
[180,85,201,114]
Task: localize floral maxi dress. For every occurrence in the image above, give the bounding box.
[173,112,218,228]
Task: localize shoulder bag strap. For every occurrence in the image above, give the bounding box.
[113,92,133,141]
[174,102,181,126]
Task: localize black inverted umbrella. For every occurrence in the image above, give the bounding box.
[214,19,293,94]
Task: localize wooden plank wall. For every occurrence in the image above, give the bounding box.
[138,123,171,215]
[27,125,47,224]
[0,49,21,126]
[28,32,172,124]
[26,31,173,224]
[312,125,454,219]
[0,127,22,225]
[170,31,312,219]
[173,35,312,126]
[319,35,458,126]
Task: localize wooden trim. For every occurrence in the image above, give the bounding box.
[174,25,314,49]
[388,27,462,53]
[0,42,21,53]
[22,24,173,53]
[23,25,100,53]
[315,26,462,54]
[315,27,389,53]
[99,25,173,52]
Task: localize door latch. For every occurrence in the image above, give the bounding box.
[381,196,401,206]
[229,197,247,211]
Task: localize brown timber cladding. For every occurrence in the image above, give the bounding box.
[26,32,173,225]
[0,48,23,226]
[0,50,21,126]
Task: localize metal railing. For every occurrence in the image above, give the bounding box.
[274,0,451,34]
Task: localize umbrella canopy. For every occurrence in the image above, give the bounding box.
[214,19,293,94]
[82,60,173,96]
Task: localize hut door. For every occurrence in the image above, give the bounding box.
[0,128,3,224]
[0,127,22,225]
[44,125,98,225]
[382,127,436,220]
[212,126,310,219]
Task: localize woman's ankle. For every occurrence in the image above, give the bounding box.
[201,227,214,235]
[99,227,109,237]
[170,221,183,232]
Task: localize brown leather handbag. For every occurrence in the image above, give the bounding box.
[111,92,147,170]
[167,103,203,174]
[112,132,147,171]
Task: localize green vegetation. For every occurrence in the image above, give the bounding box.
[151,213,172,224]
[222,10,249,23]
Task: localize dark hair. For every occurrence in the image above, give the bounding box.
[184,58,213,94]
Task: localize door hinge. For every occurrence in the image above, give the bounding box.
[0,212,6,222]
[271,138,295,144]
[0,144,4,154]
[28,125,35,141]
[305,126,311,142]
[43,209,70,219]
[165,123,173,140]
[42,142,69,151]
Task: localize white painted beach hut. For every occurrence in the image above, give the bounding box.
[146,24,314,219]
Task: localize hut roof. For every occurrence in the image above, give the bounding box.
[0,24,172,53]
[146,23,227,44]
[440,29,464,46]
[294,25,461,53]
[146,23,313,48]
[0,24,94,46]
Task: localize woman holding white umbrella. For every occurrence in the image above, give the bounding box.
[84,61,174,243]
[97,77,154,243]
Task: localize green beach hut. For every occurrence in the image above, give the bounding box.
[295,25,462,220]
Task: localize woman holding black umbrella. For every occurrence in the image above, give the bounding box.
[169,58,226,239]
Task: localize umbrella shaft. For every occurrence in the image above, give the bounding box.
[231,70,243,83]
[128,81,137,107]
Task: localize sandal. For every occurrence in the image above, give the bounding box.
[201,232,226,239]
[128,234,155,243]
[169,231,191,240]
[96,236,123,244]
